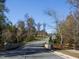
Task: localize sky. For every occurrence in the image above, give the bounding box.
[6,0,71,33]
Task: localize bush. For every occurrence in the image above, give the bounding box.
[26,35,36,42]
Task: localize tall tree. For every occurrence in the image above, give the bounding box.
[68,0,79,49]
[17,20,25,31]
[59,14,75,48]
[0,0,7,30]
[45,10,63,47]
[37,23,41,31]
[17,20,25,42]
[0,0,7,49]
[26,17,36,41]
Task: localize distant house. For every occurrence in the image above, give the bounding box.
[37,31,47,36]
[36,30,48,40]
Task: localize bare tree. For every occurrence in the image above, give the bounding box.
[37,23,41,31]
[45,9,63,48]
[68,0,79,49]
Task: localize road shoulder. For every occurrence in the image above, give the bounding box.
[54,51,79,59]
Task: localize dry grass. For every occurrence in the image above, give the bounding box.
[57,50,79,58]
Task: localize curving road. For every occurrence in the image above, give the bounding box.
[0,41,64,59]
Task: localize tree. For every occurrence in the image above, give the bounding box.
[59,14,75,48]
[0,0,8,49]
[26,17,36,41]
[68,0,79,8]
[45,10,63,48]
[37,23,41,31]
[17,20,26,42]
[17,20,25,32]
[68,0,79,49]
[0,0,7,30]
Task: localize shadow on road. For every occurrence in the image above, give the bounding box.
[0,43,52,57]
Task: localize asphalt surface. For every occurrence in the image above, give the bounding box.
[0,41,64,59]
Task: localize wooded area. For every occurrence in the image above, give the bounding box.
[0,0,79,50]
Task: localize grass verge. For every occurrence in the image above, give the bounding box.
[57,50,79,58]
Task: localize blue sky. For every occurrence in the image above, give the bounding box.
[6,0,71,33]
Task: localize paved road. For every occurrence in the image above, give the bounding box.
[0,41,64,59]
